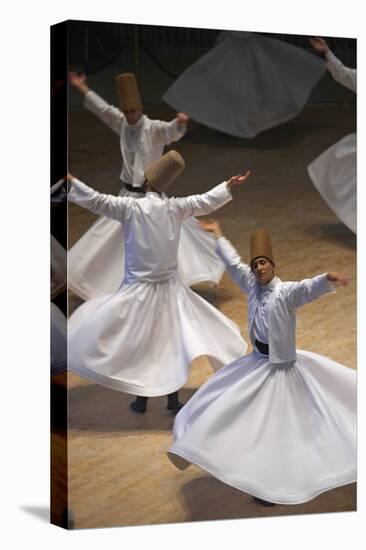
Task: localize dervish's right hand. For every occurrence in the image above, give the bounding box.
[69,72,90,94]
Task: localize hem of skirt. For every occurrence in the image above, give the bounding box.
[68,359,189,397]
[164,96,313,139]
[168,444,357,505]
[307,165,356,234]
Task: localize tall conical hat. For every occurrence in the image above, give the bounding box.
[250,228,275,267]
[144,150,185,193]
[116,73,143,112]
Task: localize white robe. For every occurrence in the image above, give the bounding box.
[163,31,325,138]
[68,91,225,300]
[168,238,356,504]
[68,179,247,396]
[307,51,356,233]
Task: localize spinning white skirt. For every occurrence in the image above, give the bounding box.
[68,189,225,300]
[308,133,356,233]
[163,31,325,138]
[68,277,247,396]
[169,349,356,504]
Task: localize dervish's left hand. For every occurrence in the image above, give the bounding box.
[310,37,330,55]
[327,272,348,286]
[227,170,251,188]
[176,112,190,125]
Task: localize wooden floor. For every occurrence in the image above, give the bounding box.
[59,102,356,528]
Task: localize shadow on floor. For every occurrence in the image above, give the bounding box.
[68,384,197,433]
[179,476,356,522]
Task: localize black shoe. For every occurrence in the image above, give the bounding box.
[252,496,275,507]
[130,396,148,413]
[166,392,184,414]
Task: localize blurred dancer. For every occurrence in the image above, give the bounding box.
[308,37,356,233]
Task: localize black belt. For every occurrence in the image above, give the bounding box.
[125,183,145,194]
[255,339,269,356]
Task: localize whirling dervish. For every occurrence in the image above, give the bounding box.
[163,31,325,138]
[67,152,249,413]
[168,219,356,505]
[307,37,356,233]
[68,71,225,301]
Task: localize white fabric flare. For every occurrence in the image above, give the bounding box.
[163,31,325,138]
[68,277,247,396]
[307,50,356,234]
[169,349,356,504]
[308,133,356,233]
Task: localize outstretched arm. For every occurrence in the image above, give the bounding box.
[151,112,189,145]
[309,38,356,92]
[200,219,254,294]
[288,271,347,308]
[172,171,251,219]
[69,72,124,135]
[67,174,129,221]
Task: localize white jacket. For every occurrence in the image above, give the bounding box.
[69,178,232,284]
[84,91,186,186]
[216,237,335,363]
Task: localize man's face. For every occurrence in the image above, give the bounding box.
[124,109,143,126]
[251,257,275,285]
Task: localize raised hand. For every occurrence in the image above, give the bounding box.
[198,219,223,238]
[327,271,348,287]
[176,112,190,125]
[310,37,330,55]
[227,170,251,188]
[69,72,90,94]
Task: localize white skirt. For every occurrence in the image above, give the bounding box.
[307,133,356,233]
[68,188,225,301]
[168,349,356,504]
[68,277,247,396]
[163,31,325,138]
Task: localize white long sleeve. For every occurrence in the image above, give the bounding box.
[171,182,232,220]
[325,51,356,93]
[69,177,130,221]
[150,118,187,145]
[286,273,335,308]
[216,237,254,294]
[84,91,124,135]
